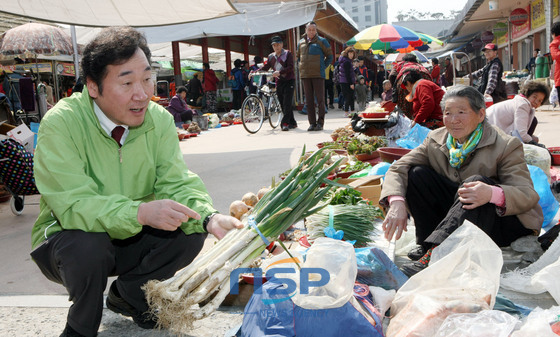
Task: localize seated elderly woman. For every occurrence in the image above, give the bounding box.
[401,69,445,129]
[380,85,543,276]
[486,80,549,145]
[166,85,193,128]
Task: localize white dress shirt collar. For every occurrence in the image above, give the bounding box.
[93,101,129,145]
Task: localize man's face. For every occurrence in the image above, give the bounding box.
[272,42,283,54]
[87,48,153,127]
[358,60,364,67]
[484,49,497,61]
[306,24,317,39]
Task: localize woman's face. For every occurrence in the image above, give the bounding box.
[443,96,485,143]
[348,51,355,59]
[527,92,545,109]
[180,91,187,99]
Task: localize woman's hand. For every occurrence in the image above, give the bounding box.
[382,200,408,241]
[458,181,492,209]
[531,134,540,143]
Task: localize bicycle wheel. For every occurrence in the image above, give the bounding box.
[268,94,283,129]
[241,95,265,134]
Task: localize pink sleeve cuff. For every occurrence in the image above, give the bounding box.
[388,195,405,205]
[490,185,505,207]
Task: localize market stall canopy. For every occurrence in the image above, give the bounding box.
[0,0,237,27]
[138,1,318,43]
[0,23,75,59]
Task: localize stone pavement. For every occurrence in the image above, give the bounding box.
[0,105,558,336]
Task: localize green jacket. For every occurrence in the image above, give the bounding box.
[32,88,216,249]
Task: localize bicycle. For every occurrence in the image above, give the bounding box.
[241,71,283,134]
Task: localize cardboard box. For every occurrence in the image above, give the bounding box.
[6,123,34,153]
[337,175,383,206]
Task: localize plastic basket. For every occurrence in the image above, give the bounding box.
[192,115,209,131]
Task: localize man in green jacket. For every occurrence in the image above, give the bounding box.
[31,27,242,337]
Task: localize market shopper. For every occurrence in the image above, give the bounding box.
[443,57,454,87]
[487,80,549,144]
[380,85,542,277]
[401,69,444,129]
[30,26,242,337]
[550,22,560,101]
[258,35,297,131]
[337,46,356,116]
[296,21,333,131]
[467,43,507,104]
[167,85,193,127]
[202,62,219,113]
[186,74,203,106]
[231,59,246,110]
[389,53,432,119]
[431,58,441,85]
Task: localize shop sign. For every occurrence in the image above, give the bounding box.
[481,31,495,43]
[531,0,545,30]
[555,0,559,18]
[497,32,508,45]
[512,6,531,39]
[510,8,529,26]
[492,22,508,38]
[56,62,76,76]
[0,63,52,73]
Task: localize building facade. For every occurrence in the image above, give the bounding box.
[335,0,388,30]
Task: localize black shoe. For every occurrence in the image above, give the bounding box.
[288,124,297,129]
[401,260,429,277]
[282,125,289,131]
[307,124,316,131]
[106,281,157,329]
[329,104,335,109]
[60,323,86,337]
[407,245,426,261]
[315,124,323,131]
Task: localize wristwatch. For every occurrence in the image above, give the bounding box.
[202,212,219,232]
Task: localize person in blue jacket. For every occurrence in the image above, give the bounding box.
[231,59,246,110]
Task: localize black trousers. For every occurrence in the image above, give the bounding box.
[31,228,206,337]
[324,80,334,106]
[232,89,243,110]
[341,83,355,112]
[277,79,296,127]
[406,166,533,250]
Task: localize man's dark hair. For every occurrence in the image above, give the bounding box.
[553,22,560,36]
[535,48,540,53]
[357,56,364,61]
[402,53,418,63]
[193,74,198,79]
[203,63,210,70]
[306,21,317,28]
[432,58,439,65]
[176,86,187,94]
[521,80,550,104]
[81,26,152,95]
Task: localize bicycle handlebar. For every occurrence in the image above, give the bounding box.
[250,71,274,76]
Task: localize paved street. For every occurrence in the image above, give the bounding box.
[0,105,558,336]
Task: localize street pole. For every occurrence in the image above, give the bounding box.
[70,25,80,80]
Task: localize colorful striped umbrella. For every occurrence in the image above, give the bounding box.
[418,33,444,46]
[0,23,75,58]
[346,24,423,51]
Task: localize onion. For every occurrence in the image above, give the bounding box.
[257,187,270,200]
[229,200,251,220]
[242,192,258,207]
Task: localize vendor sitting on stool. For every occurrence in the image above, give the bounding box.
[380,85,543,276]
[486,80,549,146]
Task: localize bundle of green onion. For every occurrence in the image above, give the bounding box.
[306,204,383,247]
[144,148,343,333]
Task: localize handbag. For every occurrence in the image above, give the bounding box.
[0,138,39,195]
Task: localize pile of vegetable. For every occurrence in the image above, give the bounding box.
[340,161,372,173]
[331,125,354,141]
[187,122,202,134]
[306,204,383,247]
[346,135,387,156]
[144,148,343,333]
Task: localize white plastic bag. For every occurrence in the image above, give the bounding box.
[386,221,503,337]
[434,310,519,337]
[287,237,357,310]
[524,144,551,182]
[511,306,560,336]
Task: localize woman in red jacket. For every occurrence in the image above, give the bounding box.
[202,62,219,112]
[550,22,560,101]
[402,69,444,129]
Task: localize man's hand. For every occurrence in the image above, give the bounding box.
[382,200,408,241]
[458,181,492,209]
[206,214,244,239]
[137,199,200,231]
